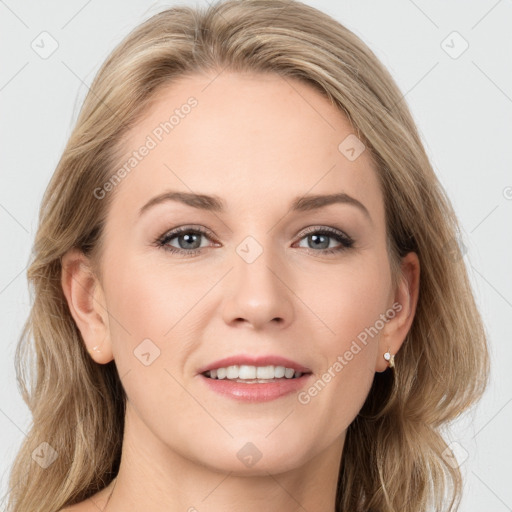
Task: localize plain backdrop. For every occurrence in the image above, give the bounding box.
[0,0,511,510]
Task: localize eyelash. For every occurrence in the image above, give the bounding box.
[154,225,354,258]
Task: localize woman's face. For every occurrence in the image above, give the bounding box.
[82,71,415,475]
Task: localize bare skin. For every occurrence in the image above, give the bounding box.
[60,71,419,511]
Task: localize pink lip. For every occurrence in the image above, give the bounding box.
[197,354,312,375]
[199,373,313,402]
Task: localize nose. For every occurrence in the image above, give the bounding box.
[221,238,294,330]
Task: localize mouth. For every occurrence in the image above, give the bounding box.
[202,364,312,383]
[199,364,313,402]
[197,354,312,377]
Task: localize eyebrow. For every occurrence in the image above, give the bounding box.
[139,190,371,221]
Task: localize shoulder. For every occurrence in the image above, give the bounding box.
[58,501,96,512]
[58,503,89,512]
[58,484,114,511]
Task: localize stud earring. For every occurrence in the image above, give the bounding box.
[383,348,395,368]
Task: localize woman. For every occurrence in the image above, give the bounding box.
[7,1,489,511]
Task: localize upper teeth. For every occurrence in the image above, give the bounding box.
[206,365,303,380]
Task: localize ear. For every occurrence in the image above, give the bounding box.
[375,251,420,372]
[61,248,113,364]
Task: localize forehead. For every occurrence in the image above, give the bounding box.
[108,71,384,224]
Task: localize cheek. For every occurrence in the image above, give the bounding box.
[101,255,201,436]
[103,251,211,341]
[297,256,390,425]
[305,254,391,349]
[101,248,224,396]
[99,251,176,379]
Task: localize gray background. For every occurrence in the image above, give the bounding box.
[1,0,511,510]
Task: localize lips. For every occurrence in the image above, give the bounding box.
[197,354,312,375]
[200,372,313,402]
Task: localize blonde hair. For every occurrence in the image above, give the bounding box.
[7,1,489,510]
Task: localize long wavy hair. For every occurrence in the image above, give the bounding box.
[6,1,489,510]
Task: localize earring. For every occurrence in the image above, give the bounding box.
[383,348,395,368]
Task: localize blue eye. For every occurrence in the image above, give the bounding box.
[156,226,214,257]
[155,225,354,257]
[295,226,354,254]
